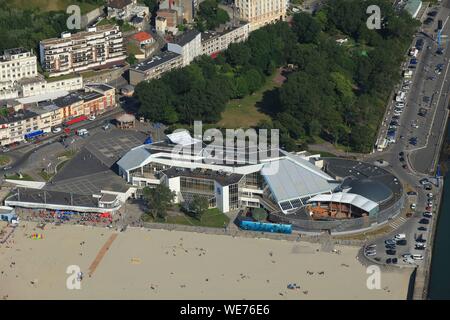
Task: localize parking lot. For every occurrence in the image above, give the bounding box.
[364,190,436,267]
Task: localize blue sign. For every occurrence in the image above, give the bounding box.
[25,130,44,140]
[239,220,292,234]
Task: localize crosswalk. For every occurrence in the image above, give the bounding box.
[389,216,407,229]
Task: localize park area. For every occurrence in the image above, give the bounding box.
[143,208,230,229]
[217,70,286,129]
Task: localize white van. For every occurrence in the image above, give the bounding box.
[394,233,406,240]
[77,129,89,136]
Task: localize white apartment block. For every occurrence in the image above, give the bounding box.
[18,75,83,98]
[167,30,202,67]
[1,74,83,101]
[0,48,38,90]
[234,0,287,31]
[201,22,250,56]
[39,25,127,77]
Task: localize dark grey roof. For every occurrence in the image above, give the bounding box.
[171,30,200,47]
[346,179,393,204]
[0,109,38,125]
[163,167,243,186]
[132,51,181,72]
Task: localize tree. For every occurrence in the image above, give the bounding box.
[126,54,137,65]
[142,185,175,220]
[252,208,268,222]
[292,13,322,43]
[190,195,209,221]
[196,0,230,30]
[135,81,178,124]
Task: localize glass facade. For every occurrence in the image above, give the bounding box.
[180,177,215,194]
[243,172,263,189]
[229,183,240,210]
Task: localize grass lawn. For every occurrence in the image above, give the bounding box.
[217,73,282,128]
[127,42,143,56]
[144,208,230,228]
[5,173,34,181]
[10,0,104,14]
[0,155,11,166]
[39,171,54,182]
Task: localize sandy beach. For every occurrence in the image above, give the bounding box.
[0,221,412,299]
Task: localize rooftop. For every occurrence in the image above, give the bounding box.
[201,22,249,42]
[40,25,121,46]
[163,167,243,186]
[170,29,201,47]
[132,31,153,43]
[132,51,181,72]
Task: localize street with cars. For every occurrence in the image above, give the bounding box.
[364,1,450,269]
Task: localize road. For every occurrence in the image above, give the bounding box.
[361,1,450,291]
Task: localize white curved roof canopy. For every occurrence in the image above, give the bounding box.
[308,192,379,213]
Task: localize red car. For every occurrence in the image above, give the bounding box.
[425,206,432,212]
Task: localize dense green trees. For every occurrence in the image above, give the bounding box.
[135,0,418,153]
[0,1,68,52]
[195,0,230,31]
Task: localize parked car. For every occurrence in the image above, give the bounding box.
[412,254,424,260]
[396,239,407,246]
[394,234,406,240]
[423,212,433,218]
[410,203,417,210]
[385,239,396,245]
[52,127,62,134]
[419,218,430,224]
[407,191,417,196]
[386,249,397,255]
[418,226,427,231]
[88,115,96,121]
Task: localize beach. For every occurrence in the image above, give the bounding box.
[0,221,412,299]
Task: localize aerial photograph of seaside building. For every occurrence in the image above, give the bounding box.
[1,0,450,306]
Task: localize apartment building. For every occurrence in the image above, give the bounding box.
[1,74,83,101]
[39,25,127,77]
[0,84,116,146]
[18,75,83,98]
[129,51,183,86]
[167,30,202,66]
[201,22,250,56]
[0,48,38,90]
[234,0,287,31]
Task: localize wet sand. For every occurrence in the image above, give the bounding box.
[0,222,412,299]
